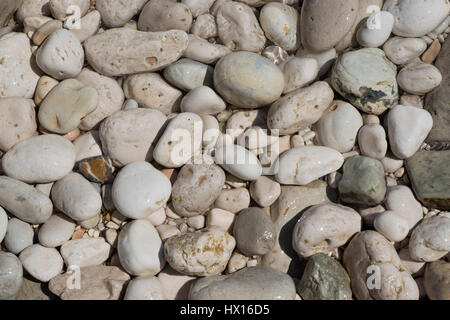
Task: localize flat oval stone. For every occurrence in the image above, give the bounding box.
[424,261,450,300]
[4,218,34,254]
[373,210,410,242]
[281,57,319,94]
[397,62,442,95]
[384,185,423,229]
[383,37,428,65]
[163,58,214,92]
[358,124,388,160]
[60,238,111,268]
[51,172,102,221]
[117,219,165,276]
[0,176,53,224]
[356,11,394,48]
[213,144,262,181]
[0,252,23,300]
[183,34,231,65]
[2,134,75,184]
[38,213,76,248]
[331,48,399,115]
[112,162,172,219]
[0,97,37,152]
[214,52,284,109]
[0,206,7,244]
[214,188,251,214]
[188,266,296,300]
[124,276,166,300]
[96,0,147,28]
[138,0,192,32]
[19,244,64,282]
[275,146,344,186]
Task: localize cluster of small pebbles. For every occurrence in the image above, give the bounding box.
[0,0,449,301]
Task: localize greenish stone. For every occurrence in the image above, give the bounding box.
[297,253,352,300]
[338,155,386,206]
[405,150,450,210]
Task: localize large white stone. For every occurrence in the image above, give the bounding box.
[19,244,64,282]
[0,252,23,300]
[213,144,262,181]
[124,276,166,300]
[38,213,76,248]
[60,238,111,268]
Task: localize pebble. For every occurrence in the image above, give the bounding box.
[216,1,265,52]
[124,276,166,300]
[100,108,167,167]
[181,86,226,115]
[226,109,267,139]
[96,0,147,28]
[422,39,442,63]
[191,14,217,39]
[32,19,62,46]
[156,266,196,300]
[112,162,171,219]
[397,61,442,95]
[188,266,296,300]
[0,97,36,152]
[292,204,361,259]
[213,144,262,181]
[315,100,363,153]
[60,238,111,268]
[214,188,251,214]
[0,176,53,224]
[381,153,404,173]
[0,32,39,98]
[249,176,281,208]
[296,47,337,77]
[424,260,450,300]
[383,37,428,65]
[0,252,23,300]
[214,52,284,109]
[387,105,433,160]
[138,0,192,32]
[77,156,114,184]
[398,247,426,276]
[280,57,319,94]
[338,155,386,206]
[157,224,181,241]
[275,146,344,186]
[4,218,34,255]
[373,210,410,242]
[183,34,231,65]
[19,244,64,282]
[205,208,235,232]
[23,16,53,36]
[16,0,51,23]
[49,0,89,21]
[51,172,102,221]
[384,185,423,229]
[84,28,189,77]
[233,207,276,256]
[164,227,235,277]
[262,45,289,65]
[117,219,165,276]
[227,252,248,274]
[38,213,76,248]
[357,11,394,48]
[0,206,7,243]
[164,58,213,92]
[69,10,101,43]
[358,124,388,160]
[267,81,334,135]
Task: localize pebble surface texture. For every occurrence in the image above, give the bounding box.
[0,0,449,303]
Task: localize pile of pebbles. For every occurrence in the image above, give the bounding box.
[0,0,449,300]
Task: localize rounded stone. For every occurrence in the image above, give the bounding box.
[49,0,90,21]
[163,58,213,92]
[0,206,7,244]
[424,260,450,300]
[183,34,231,65]
[383,37,428,65]
[356,11,394,48]
[214,188,251,214]
[38,213,76,248]
[4,218,34,255]
[249,176,281,208]
[384,185,423,229]
[358,124,388,160]
[124,276,166,300]
[373,210,410,242]
[60,238,111,268]
[180,86,226,115]
[281,57,319,94]
[19,244,64,282]
[138,0,192,32]
[213,144,262,181]
[96,0,148,28]
[397,62,442,95]
[0,252,23,300]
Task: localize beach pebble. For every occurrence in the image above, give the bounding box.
[292,203,361,259]
[213,144,262,181]
[49,0,89,21]
[191,14,217,39]
[423,260,450,300]
[77,156,114,184]
[69,10,101,42]
[181,86,226,115]
[373,210,410,242]
[96,0,147,28]
[0,207,7,244]
[19,244,64,282]
[275,146,344,186]
[34,76,59,106]
[397,62,442,95]
[358,124,388,160]
[383,37,428,65]
[164,58,213,91]
[296,47,337,77]
[0,98,36,152]
[384,185,423,229]
[183,34,231,64]
[51,172,102,221]
[226,109,267,139]
[112,162,171,219]
[249,176,281,208]
[201,115,220,150]
[0,176,53,224]
[32,19,62,46]
[73,131,102,162]
[0,252,23,300]
[181,0,214,17]
[84,28,188,77]
[60,238,111,268]
[205,208,235,232]
[157,266,196,300]
[23,15,53,36]
[281,57,319,94]
[214,188,251,214]
[138,0,192,32]
[124,276,166,300]
[357,11,394,48]
[398,247,426,276]
[4,218,34,254]
[387,105,433,159]
[38,213,76,248]
[164,227,235,277]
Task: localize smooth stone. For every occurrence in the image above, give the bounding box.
[84,28,189,77]
[0,176,53,224]
[267,81,334,135]
[51,172,102,221]
[0,207,7,243]
[381,153,404,173]
[275,146,344,186]
[69,10,101,42]
[32,19,62,46]
[138,0,192,32]
[259,3,300,51]
[60,238,111,268]
[214,52,284,109]
[0,252,23,300]
[315,100,363,153]
[112,162,171,219]
[73,131,102,162]
[163,58,213,91]
[213,144,262,181]
[338,155,386,206]
[34,75,59,106]
[233,207,276,256]
[124,276,166,300]
[181,86,226,115]
[38,213,75,248]
[79,213,100,230]
[205,208,235,232]
[387,105,433,160]
[331,48,398,115]
[171,163,225,217]
[214,188,251,214]
[49,0,89,20]
[408,214,450,262]
[281,57,319,94]
[397,62,442,95]
[77,156,114,184]
[226,109,267,139]
[4,218,33,254]
[23,15,53,36]
[356,11,394,48]
[406,151,450,210]
[99,108,167,167]
[398,247,426,276]
[297,253,352,300]
[38,79,98,134]
[343,231,419,300]
[384,185,423,229]
[249,176,281,208]
[12,276,53,300]
[123,73,181,115]
[48,265,130,300]
[0,98,36,152]
[358,124,388,160]
[0,0,21,27]
[96,0,147,28]
[164,227,235,277]
[36,29,84,80]
[0,32,39,98]
[292,203,361,259]
[383,37,428,65]
[296,47,337,77]
[76,68,124,131]
[216,1,265,52]
[188,266,296,300]
[191,13,217,39]
[157,266,196,300]
[118,219,165,276]
[236,126,278,150]
[383,0,450,37]
[19,244,63,282]
[153,112,203,168]
[424,260,450,300]
[183,34,231,64]
[373,210,410,242]
[16,0,51,22]
[300,0,359,52]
